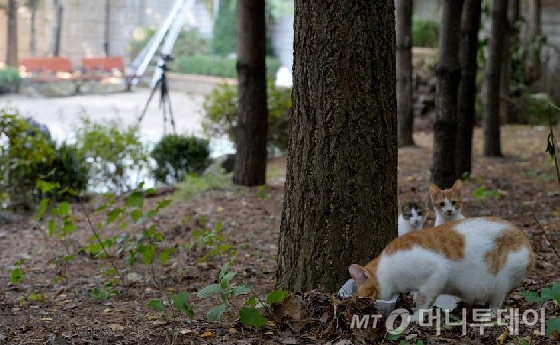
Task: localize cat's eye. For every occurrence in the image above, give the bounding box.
[417,211,423,216]
[439,201,445,207]
[451,201,457,205]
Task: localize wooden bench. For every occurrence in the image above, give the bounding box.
[20,57,84,96]
[81,56,136,91]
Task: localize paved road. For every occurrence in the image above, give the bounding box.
[0,89,207,143]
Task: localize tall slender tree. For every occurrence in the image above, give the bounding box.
[483,0,508,157]
[431,0,464,188]
[456,0,482,179]
[5,0,18,67]
[396,0,415,147]
[276,0,397,292]
[499,0,520,124]
[524,0,542,84]
[233,0,269,186]
[29,0,39,57]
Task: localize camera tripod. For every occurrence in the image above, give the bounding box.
[135,54,177,135]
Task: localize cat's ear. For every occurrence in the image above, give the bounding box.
[349,264,369,286]
[451,179,463,195]
[429,182,440,197]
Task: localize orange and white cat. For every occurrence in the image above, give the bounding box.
[429,179,466,226]
[349,217,535,323]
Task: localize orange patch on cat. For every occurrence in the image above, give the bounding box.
[349,259,381,298]
[384,221,465,260]
[485,226,536,275]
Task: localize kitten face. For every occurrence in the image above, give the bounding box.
[429,179,463,219]
[348,262,380,299]
[400,200,428,228]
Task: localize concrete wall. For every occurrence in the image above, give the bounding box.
[0,0,213,68]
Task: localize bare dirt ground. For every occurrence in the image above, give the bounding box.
[0,125,559,345]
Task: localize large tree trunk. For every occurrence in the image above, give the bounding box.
[396,0,415,147]
[276,0,398,292]
[431,0,464,189]
[524,0,541,85]
[29,0,39,57]
[233,0,268,186]
[455,0,482,179]
[6,0,18,67]
[483,0,508,157]
[500,0,520,125]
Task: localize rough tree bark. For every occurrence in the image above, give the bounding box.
[6,0,18,67]
[484,0,508,157]
[276,1,398,292]
[500,0,520,125]
[455,0,482,179]
[396,0,415,147]
[233,0,268,186]
[431,0,464,189]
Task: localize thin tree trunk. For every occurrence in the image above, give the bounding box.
[431,0,464,189]
[456,0,482,179]
[52,0,63,57]
[524,0,541,84]
[500,0,520,124]
[104,0,111,56]
[483,0,508,157]
[6,0,18,67]
[276,0,397,292]
[396,0,415,147]
[30,0,38,57]
[233,0,268,186]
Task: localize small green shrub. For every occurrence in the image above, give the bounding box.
[0,110,55,207]
[175,54,281,79]
[72,115,149,194]
[0,68,21,94]
[150,134,211,185]
[201,80,291,151]
[412,17,440,48]
[127,26,211,63]
[37,141,90,200]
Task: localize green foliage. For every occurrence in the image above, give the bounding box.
[72,115,149,194]
[177,163,234,201]
[150,134,210,185]
[212,0,238,56]
[0,67,21,94]
[201,80,291,151]
[472,186,502,200]
[188,218,233,263]
[0,109,56,207]
[127,26,210,63]
[521,282,560,337]
[412,17,439,48]
[175,54,281,79]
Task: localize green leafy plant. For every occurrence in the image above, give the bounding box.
[0,110,56,208]
[0,67,21,94]
[202,80,291,152]
[187,218,233,263]
[412,17,439,48]
[150,134,211,185]
[72,114,149,194]
[177,162,234,201]
[175,54,281,79]
[472,186,502,200]
[197,259,288,327]
[521,283,560,337]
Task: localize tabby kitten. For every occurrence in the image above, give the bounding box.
[429,179,466,226]
[398,200,429,236]
[349,217,535,323]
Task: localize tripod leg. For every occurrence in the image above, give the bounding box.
[165,88,177,134]
[160,82,168,135]
[136,78,162,129]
